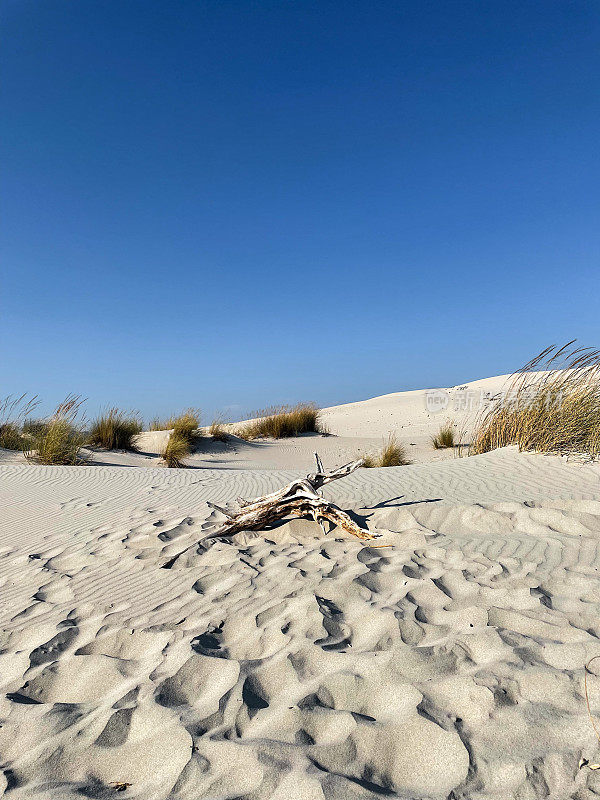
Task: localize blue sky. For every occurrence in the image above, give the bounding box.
[2,1,599,421]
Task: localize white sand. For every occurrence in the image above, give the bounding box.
[67,372,514,470]
[1,376,600,798]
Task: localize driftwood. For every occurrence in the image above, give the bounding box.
[205,454,377,542]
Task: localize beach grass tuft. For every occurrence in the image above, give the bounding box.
[24,395,88,465]
[162,431,192,468]
[0,394,41,451]
[160,409,201,467]
[88,408,142,450]
[470,341,600,458]
[22,419,50,437]
[432,422,456,449]
[0,422,25,450]
[361,434,411,467]
[239,403,323,440]
[150,409,200,433]
[209,418,229,442]
[170,409,200,440]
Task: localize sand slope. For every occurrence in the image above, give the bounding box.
[1,447,600,798]
[0,373,514,471]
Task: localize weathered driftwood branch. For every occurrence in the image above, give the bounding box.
[205,454,376,542]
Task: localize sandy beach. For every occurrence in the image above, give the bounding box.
[5,0,600,794]
[1,377,600,799]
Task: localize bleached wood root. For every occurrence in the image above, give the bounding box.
[205,454,376,542]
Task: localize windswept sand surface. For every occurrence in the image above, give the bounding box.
[1,445,600,799]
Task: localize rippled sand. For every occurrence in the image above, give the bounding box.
[0,446,599,798]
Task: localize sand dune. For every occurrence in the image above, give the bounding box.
[0,373,516,471]
[1,377,600,798]
[2,372,508,470]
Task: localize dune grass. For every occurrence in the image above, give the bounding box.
[88,408,142,450]
[24,396,88,465]
[361,434,411,467]
[0,422,24,451]
[432,421,456,449]
[22,418,50,437]
[209,418,229,442]
[160,409,201,467]
[239,403,323,440]
[162,432,192,468]
[0,395,41,451]
[150,409,200,433]
[170,409,200,439]
[470,341,600,458]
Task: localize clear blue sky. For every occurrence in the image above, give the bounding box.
[2,1,599,421]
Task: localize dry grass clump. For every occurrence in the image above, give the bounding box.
[150,409,200,434]
[161,409,201,467]
[470,341,600,458]
[209,418,229,442]
[24,396,88,465]
[240,403,323,440]
[361,434,411,467]
[171,409,200,439]
[88,408,142,450]
[432,421,456,449]
[0,395,40,450]
[22,419,50,437]
[162,432,192,468]
[0,422,24,450]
